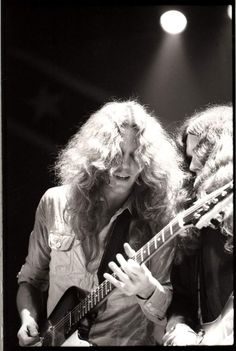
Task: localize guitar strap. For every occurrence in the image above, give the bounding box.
[97,208,133,284]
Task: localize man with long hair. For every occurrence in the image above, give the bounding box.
[163,104,233,346]
[16,100,185,346]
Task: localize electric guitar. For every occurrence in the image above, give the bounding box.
[39,180,233,346]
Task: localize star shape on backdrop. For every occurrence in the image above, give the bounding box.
[27,87,61,124]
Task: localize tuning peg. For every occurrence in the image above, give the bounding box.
[210,211,225,228]
[211,198,219,204]
[215,213,224,222]
[209,220,218,229]
[221,190,227,197]
[213,216,223,223]
[202,204,210,210]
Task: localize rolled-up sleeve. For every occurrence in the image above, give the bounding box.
[17,193,51,291]
[136,241,176,323]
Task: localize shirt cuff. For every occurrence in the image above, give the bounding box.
[137,285,171,320]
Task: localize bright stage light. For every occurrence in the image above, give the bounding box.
[227,5,232,19]
[160,10,187,35]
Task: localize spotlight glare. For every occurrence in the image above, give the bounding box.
[160,10,187,35]
[227,5,232,19]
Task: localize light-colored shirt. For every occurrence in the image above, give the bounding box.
[18,185,175,345]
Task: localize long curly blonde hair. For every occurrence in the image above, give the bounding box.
[55,100,186,266]
[176,104,233,256]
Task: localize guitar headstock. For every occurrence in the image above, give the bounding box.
[183,181,233,229]
[195,193,233,229]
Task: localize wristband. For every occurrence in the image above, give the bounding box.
[136,289,155,300]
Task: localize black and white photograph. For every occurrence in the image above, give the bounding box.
[2,1,234,349]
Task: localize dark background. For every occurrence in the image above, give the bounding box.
[2,1,233,350]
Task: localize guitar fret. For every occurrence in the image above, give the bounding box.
[88,297,91,310]
[153,240,156,250]
[91,296,94,308]
[140,248,144,262]
[95,290,99,303]
[105,281,111,295]
[108,281,112,292]
[104,283,107,296]
[69,311,71,328]
[154,236,157,249]
[77,305,81,319]
[161,229,165,242]
[147,242,150,256]
[93,293,96,305]
[105,282,108,295]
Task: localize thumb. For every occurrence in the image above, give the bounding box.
[28,323,39,337]
[141,263,151,275]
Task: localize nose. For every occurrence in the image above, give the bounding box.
[189,159,198,174]
[189,161,195,173]
[121,155,130,170]
[189,160,194,172]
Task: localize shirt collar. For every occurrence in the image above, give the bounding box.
[116,197,132,216]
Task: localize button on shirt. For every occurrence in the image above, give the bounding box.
[18,185,175,345]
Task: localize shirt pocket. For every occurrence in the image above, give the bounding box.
[48,232,75,274]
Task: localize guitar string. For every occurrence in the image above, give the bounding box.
[43,184,233,342]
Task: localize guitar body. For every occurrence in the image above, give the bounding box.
[201,294,234,345]
[61,330,91,347]
[40,286,94,346]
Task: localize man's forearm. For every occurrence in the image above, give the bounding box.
[16,282,42,322]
